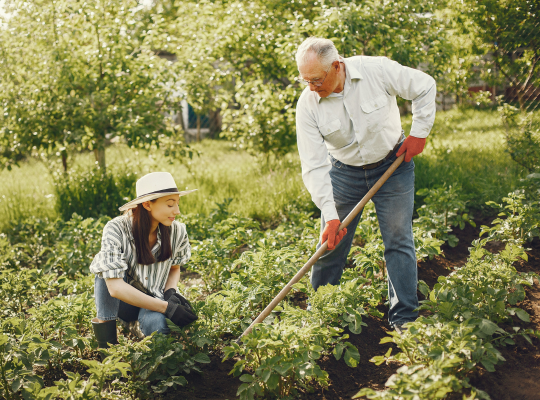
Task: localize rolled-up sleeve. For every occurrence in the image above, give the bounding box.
[171,222,191,266]
[296,93,339,222]
[90,220,128,279]
[381,57,436,139]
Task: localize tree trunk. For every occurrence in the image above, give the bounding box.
[196,115,201,142]
[61,152,68,172]
[93,148,106,171]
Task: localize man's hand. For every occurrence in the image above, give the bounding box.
[322,219,347,251]
[396,135,426,162]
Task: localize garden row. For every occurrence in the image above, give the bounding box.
[0,177,539,399]
[358,178,540,399]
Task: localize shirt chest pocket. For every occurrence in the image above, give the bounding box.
[360,94,388,134]
[319,119,354,150]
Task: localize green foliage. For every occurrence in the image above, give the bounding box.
[419,242,535,324]
[482,191,540,245]
[104,334,209,399]
[52,165,136,220]
[499,103,540,173]
[463,0,540,111]
[415,184,475,247]
[355,360,489,400]
[224,323,344,400]
[0,0,186,171]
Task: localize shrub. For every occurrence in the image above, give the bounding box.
[52,165,137,220]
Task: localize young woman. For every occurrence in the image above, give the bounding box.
[90,172,198,348]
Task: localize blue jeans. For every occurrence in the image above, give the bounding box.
[94,276,170,336]
[311,142,418,326]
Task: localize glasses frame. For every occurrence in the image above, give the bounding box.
[300,65,332,87]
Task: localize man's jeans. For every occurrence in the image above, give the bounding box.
[94,275,170,336]
[311,143,418,326]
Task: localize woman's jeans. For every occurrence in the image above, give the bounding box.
[94,275,170,336]
[312,144,419,327]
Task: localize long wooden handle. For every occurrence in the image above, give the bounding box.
[236,154,405,342]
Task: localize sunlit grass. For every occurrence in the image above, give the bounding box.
[0,159,56,232]
[402,108,528,213]
[0,108,529,232]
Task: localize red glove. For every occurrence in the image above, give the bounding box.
[396,135,426,162]
[321,219,347,251]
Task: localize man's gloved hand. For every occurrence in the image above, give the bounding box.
[164,296,198,328]
[322,219,347,251]
[396,135,426,162]
[164,288,194,312]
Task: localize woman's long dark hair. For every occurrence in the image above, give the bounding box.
[131,202,172,265]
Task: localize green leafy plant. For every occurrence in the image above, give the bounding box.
[415,185,475,247]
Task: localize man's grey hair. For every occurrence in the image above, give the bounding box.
[296,37,339,69]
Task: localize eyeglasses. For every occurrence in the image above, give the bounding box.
[300,66,331,87]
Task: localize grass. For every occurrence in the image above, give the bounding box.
[403,108,528,213]
[0,108,529,232]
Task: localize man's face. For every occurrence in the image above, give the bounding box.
[298,53,340,98]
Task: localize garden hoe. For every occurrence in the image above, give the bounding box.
[235,153,406,344]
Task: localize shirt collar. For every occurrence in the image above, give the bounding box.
[316,56,363,103]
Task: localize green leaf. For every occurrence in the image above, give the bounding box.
[481,359,496,372]
[193,352,211,363]
[479,319,499,336]
[274,362,293,376]
[239,374,254,383]
[266,373,280,390]
[514,308,530,322]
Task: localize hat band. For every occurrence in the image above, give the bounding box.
[136,187,179,199]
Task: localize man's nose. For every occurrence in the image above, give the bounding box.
[309,83,317,91]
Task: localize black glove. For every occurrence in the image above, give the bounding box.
[164,297,198,328]
[163,288,194,312]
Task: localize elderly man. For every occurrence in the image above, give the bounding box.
[295,37,436,332]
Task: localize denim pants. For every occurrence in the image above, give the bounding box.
[311,142,419,326]
[94,275,170,336]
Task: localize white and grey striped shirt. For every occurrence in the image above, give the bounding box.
[90,215,191,300]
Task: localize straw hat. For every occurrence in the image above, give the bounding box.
[119,172,197,212]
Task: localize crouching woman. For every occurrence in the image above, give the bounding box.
[90,172,198,348]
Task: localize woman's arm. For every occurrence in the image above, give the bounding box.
[106,278,168,313]
[164,265,181,291]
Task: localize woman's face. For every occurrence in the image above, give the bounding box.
[143,194,181,227]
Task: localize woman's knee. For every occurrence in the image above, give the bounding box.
[139,311,170,336]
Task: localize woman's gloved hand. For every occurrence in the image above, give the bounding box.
[396,135,426,162]
[164,295,197,328]
[322,219,347,251]
[164,288,194,312]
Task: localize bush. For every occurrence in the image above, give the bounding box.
[52,165,137,220]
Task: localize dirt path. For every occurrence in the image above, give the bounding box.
[167,222,540,400]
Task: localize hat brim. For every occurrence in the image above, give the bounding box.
[118,189,198,212]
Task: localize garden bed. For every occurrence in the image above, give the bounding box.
[165,223,540,400]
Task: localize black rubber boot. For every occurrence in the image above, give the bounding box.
[92,318,118,348]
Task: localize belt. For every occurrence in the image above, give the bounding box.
[360,139,403,170]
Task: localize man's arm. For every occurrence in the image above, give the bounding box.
[380,57,437,139]
[296,96,339,222]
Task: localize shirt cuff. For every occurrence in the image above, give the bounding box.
[99,269,126,280]
[321,202,339,222]
[409,121,432,139]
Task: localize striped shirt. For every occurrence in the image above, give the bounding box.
[90,215,191,300]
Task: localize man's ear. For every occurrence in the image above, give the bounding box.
[142,201,152,212]
[333,60,340,71]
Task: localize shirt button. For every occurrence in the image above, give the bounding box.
[145,277,148,280]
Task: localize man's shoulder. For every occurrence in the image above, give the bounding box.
[346,55,387,70]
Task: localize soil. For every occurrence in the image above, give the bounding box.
[164,220,540,399]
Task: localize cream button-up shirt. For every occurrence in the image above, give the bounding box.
[296,55,436,222]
